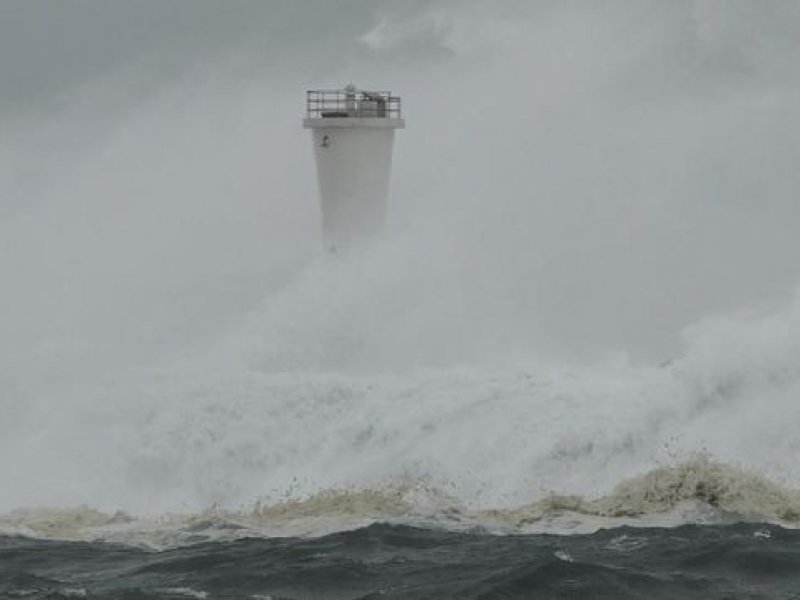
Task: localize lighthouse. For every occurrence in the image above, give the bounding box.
[303,84,404,253]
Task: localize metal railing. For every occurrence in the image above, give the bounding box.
[306,89,402,119]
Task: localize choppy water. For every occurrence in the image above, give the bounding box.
[4,523,800,599]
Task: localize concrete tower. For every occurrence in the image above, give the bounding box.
[303,84,404,253]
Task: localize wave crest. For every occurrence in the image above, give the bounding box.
[491,455,800,528]
[4,457,800,548]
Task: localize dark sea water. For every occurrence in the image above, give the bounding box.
[3,523,800,599]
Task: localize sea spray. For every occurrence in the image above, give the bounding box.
[5,293,800,520]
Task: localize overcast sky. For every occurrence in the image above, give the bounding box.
[2,0,800,392]
[0,1,365,112]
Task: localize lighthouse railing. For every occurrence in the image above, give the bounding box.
[306,90,402,119]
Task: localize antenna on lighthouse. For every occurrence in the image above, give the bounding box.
[303,84,404,254]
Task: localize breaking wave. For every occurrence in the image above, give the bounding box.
[3,455,800,549]
[4,228,800,548]
[4,287,800,547]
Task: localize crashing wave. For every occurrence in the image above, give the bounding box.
[485,454,800,528]
[3,456,800,549]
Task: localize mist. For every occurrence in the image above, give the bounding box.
[2,1,800,514]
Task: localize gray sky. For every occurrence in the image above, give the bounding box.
[0,1,380,114]
[2,0,800,390]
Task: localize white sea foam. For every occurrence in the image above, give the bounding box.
[157,589,208,599]
[3,292,800,544]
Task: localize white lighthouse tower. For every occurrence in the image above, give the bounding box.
[303,84,404,253]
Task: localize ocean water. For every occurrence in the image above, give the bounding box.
[4,523,800,599]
